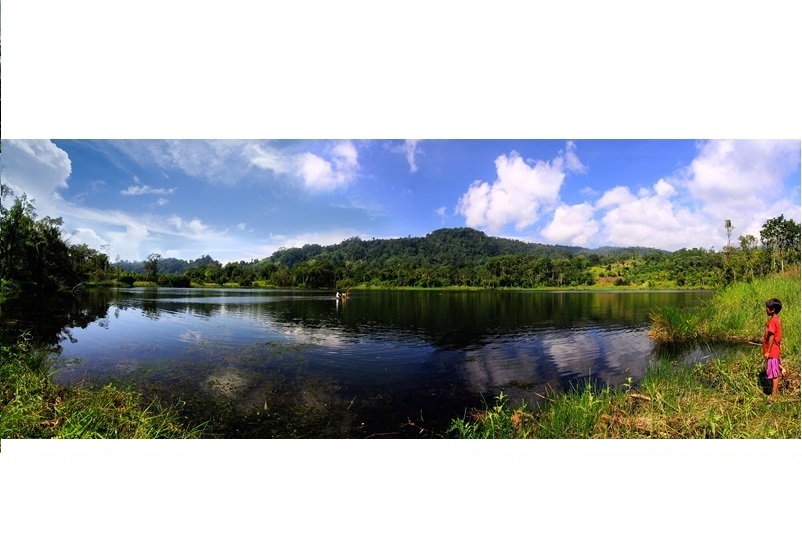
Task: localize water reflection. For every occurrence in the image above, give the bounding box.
[0,291,111,352]
[0,287,713,437]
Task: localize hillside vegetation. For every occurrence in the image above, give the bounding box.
[123,221,798,291]
[2,183,800,293]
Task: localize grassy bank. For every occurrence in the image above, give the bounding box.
[450,272,801,438]
[648,270,800,352]
[0,336,205,443]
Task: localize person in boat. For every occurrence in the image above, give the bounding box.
[336,291,342,300]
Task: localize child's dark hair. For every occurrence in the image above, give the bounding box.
[766,298,783,314]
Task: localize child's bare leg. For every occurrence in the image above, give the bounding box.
[771,377,779,401]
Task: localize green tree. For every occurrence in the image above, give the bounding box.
[760,215,801,272]
[145,253,161,282]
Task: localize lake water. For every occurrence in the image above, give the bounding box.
[0,287,714,438]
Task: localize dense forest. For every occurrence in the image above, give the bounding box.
[2,185,800,294]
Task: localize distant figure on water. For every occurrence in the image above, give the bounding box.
[763,298,783,401]
[336,291,342,300]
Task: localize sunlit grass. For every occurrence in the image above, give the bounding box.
[451,352,800,439]
[452,272,801,439]
[648,270,800,351]
[0,336,205,442]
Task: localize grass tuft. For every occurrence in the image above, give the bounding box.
[1,335,205,441]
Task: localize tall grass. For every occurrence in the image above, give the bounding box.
[0,335,205,441]
[451,272,801,439]
[649,271,800,353]
[450,352,800,439]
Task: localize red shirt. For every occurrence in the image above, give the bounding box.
[763,315,782,358]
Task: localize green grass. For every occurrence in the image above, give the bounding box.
[450,272,801,439]
[648,271,800,353]
[0,335,205,441]
[450,353,800,439]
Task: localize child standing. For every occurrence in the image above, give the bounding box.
[763,298,783,401]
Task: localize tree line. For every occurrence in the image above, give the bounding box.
[2,186,800,294]
[1,187,113,293]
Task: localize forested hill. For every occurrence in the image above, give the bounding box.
[4,183,798,293]
[100,219,798,290]
[111,227,695,289]
[267,228,666,268]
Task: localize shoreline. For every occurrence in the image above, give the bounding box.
[2,273,798,440]
[451,272,800,438]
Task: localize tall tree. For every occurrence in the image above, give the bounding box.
[145,253,161,282]
[760,215,801,272]
[724,219,733,248]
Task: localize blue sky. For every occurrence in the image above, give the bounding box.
[2,139,799,263]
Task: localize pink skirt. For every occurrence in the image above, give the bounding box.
[766,357,781,379]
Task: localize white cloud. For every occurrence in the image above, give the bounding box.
[595,179,709,249]
[121,184,176,196]
[404,140,421,173]
[0,139,72,212]
[679,140,799,205]
[536,140,800,251]
[68,228,108,250]
[385,139,423,173]
[0,140,238,260]
[541,203,598,246]
[672,139,801,237]
[244,143,290,174]
[110,139,364,194]
[296,141,360,191]
[332,198,387,220]
[167,216,214,239]
[560,141,587,173]
[456,143,584,233]
[111,140,249,184]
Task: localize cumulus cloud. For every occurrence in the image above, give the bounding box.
[68,228,108,251]
[679,140,799,205]
[671,139,801,241]
[541,202,598,246]
[538,139,799,251]
[0,139,72,213]
[296,141,360,191]
[456,142,584,233]
[594,180,702,249]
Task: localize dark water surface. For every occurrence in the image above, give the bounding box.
[1,287,713,438]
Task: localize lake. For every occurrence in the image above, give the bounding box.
[0,287,713,438]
